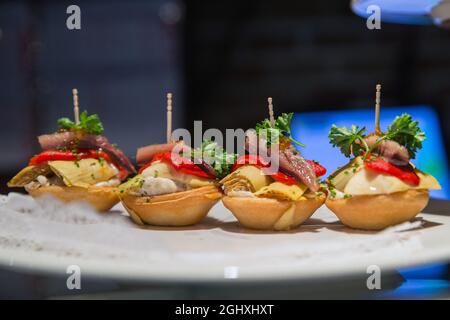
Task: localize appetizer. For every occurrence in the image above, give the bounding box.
[326,85,441,230]
[221,99,327,231]
[7,89,135,212]
[118,94,232,226]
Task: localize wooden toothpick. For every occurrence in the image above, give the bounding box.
[268,97,275,128]
[72,88,80,125]
[166,92,173,143]
[375,84,381,135]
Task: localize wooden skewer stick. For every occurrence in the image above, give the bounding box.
[268,97,275,128]
[375,84,382,135]
[166,92,173,143]
[72,88,80,125]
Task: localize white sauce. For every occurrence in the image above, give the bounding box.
[129,177,181,196]
[95,178,121,187]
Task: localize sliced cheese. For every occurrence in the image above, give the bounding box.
[254,182,308,201]
[8,164,52,187]
[344,167,441,196]
[220,165,272,193]
[328,157,364,191]
[47,159,117,188]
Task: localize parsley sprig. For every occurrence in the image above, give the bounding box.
[328,113,425,159]
[329,125,368,158]
[188,140,237,179]
[58,111,104,135]
[255,112,304,147]
[385,114,425,158]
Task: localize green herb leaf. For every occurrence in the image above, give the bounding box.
[328,125,368,158]
[255,112,305,147]
[57,110,104,135]
[386,113,425,159]
[57,117,75,130]
[78,111,104,135]
[188,140,237,179]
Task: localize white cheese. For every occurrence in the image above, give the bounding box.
[129,177,181,196]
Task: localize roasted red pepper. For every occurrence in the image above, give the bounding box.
[364,157,420,186]
[231,155,325,185]
[306,160,327,177]
[138,152,214,179]
[231,154,268,172]
[270,171,297,185]
[29,149,113,166]
[29,149,129,181]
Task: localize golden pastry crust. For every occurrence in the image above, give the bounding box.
[28,185,119,212]
[120,185,223,226]
[222,195,325,231]
[325,189,429,230]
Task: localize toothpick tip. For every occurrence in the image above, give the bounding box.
[167,92,173,99]
[72,88,78,95]
[376,84,381,90]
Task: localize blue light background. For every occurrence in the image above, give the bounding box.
[351,0,440,26]
[291,106,450,199]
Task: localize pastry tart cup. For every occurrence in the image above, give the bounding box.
[325,189,429,230]
[222,194,325,231]
[120,185,223,226]
[28,185,119,212]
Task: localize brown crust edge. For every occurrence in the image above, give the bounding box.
[325,189,429,230]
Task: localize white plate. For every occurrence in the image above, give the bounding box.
[0,193,450,283]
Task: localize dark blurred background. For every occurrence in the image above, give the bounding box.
[1,0,450,193]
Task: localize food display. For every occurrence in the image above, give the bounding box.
[7,89,135,212]
[6,88,442,231]
[326,85,441,230]
[221,99,327,230]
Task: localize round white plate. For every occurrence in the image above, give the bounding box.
[0,193,450,283]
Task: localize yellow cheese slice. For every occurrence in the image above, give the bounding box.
[48,159,117,188]
[254,182,308,201]
[220,165,272,192]
[327,157,364,191]
[7,164,52,187]
[344,167,441,195]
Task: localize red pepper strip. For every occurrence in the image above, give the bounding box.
[231,155,326,184]
[29,149,129,181]
[364,157,420,186]
[138,152,214,179]
[306,160,327,177]
[29,149,113,166]
[269,171,297,185]
[231,154,269,172]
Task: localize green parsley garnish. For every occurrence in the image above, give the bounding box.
[255,112,305,147]
[188,140,237,179]
[58,111,104,135]
[385,114,425,158]
[328,113,425,159]
[328,125,368,158]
